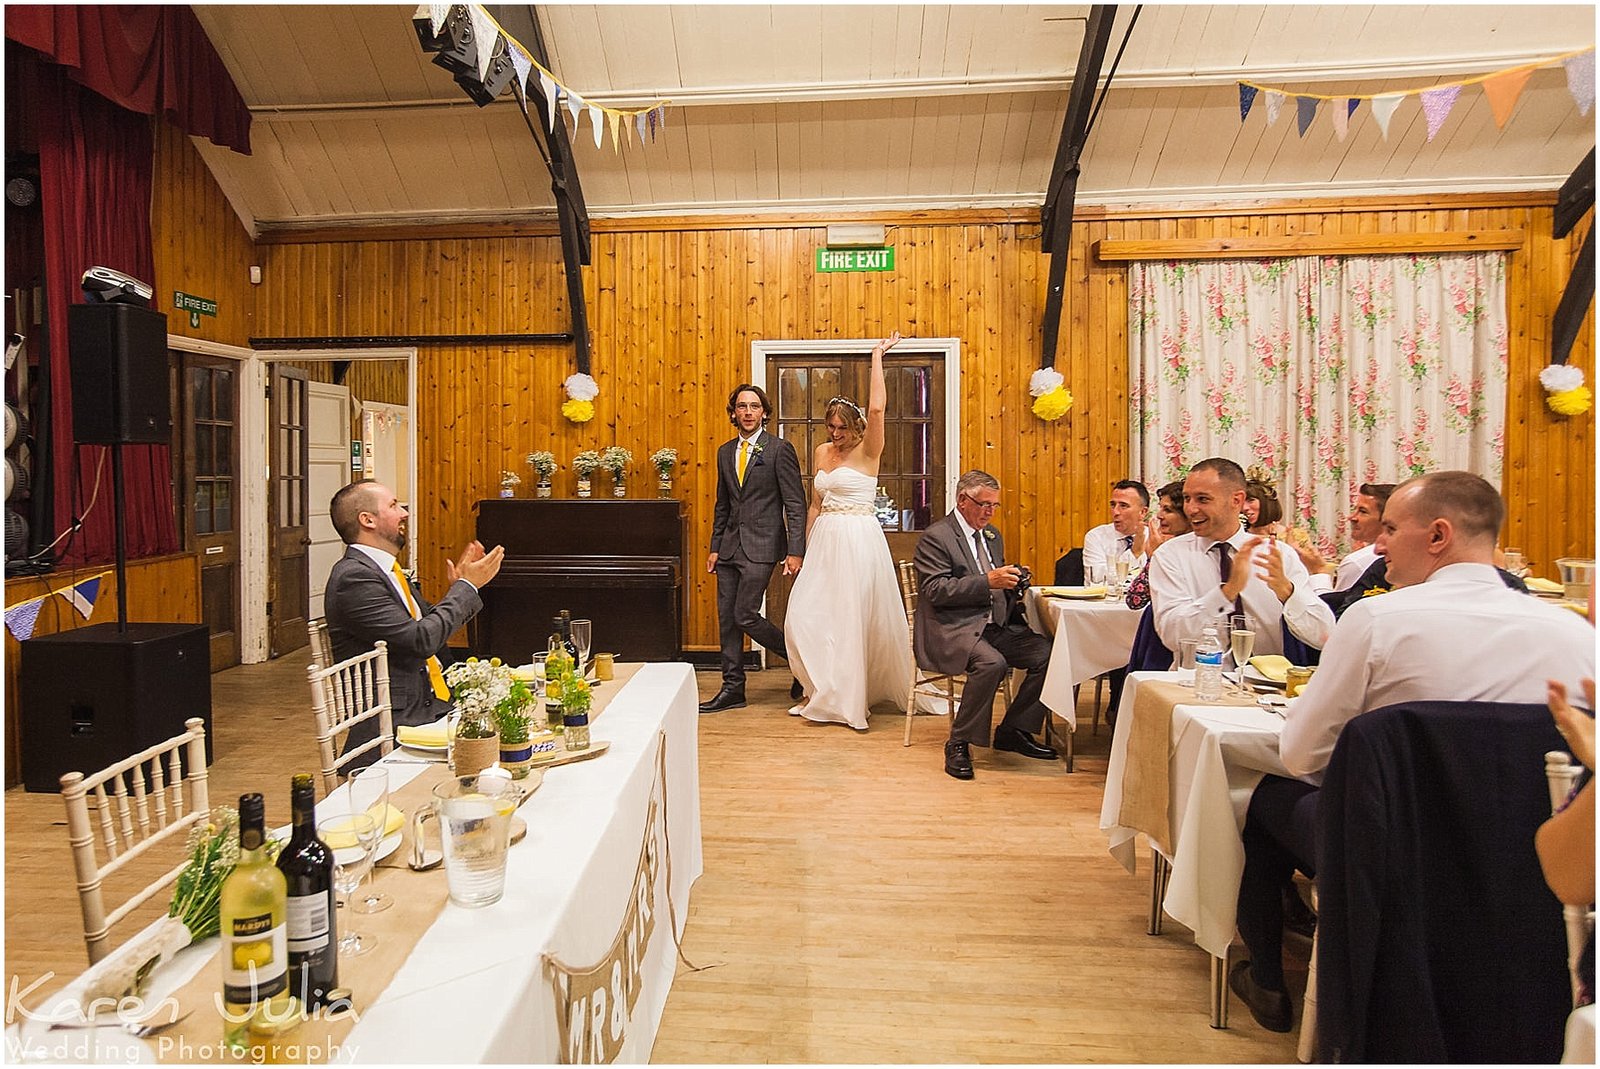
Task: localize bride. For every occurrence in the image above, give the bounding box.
[784,331,914,730]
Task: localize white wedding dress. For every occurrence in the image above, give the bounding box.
[784,465,913,730]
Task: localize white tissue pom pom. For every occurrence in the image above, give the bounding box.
[564,373,600,401]
[1028,367,1064,397]
[1539,364,1585,394]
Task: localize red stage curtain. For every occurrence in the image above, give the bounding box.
[5,5,251,153]
[33,58,179,563]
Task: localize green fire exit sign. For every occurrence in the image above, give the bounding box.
[815,247,894,272]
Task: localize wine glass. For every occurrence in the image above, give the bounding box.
[570,619,593,677]
[1230,626,1256,675]
[345,767,393,914]
[1503,546,1525,577]
[318,813,381,957]
[1114,554,1133,594]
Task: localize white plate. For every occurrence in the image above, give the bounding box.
[270,825,402,866]
[1241,665,1286,690]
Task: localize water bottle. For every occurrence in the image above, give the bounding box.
[1194,626,1225,701]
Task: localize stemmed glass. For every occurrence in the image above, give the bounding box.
[345,767,393,914]
[570,619,593,678]
[1229,613,1256,680]
[318,812,381,957]
[1503,546,1526,577]
[1113,553,1134,596]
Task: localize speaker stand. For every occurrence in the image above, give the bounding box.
[110,440,129,630]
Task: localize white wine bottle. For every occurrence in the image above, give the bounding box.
[220,793,291,1052]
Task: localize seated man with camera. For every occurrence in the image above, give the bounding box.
[912,470,1058,780]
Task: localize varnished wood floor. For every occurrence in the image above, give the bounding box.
[5,653,1303,1063]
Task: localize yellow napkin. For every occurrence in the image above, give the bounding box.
[321,804,404,848]
[1038,585,1109,599]
[396,722,450,748]
[1525,577,1565,595]
[1249,655,1292,684]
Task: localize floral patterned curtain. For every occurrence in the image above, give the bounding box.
[1130,253,1507,558]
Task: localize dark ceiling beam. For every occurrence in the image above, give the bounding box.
[1551,147,1595,366]
[490,4,593,375]
[1038,5,1118,371]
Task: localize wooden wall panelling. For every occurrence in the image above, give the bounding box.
[255,198,1593,655]
[4,554,201,787]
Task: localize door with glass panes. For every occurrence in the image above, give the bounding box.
[763,350,946,651]
[181,355,241,671]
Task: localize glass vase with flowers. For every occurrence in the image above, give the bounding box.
[572,450,601,498]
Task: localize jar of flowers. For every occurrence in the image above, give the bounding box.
[498,470,521,499]
[443,657,508,777]
[601,446,633,498]
[572,450,602,498]
[650,447,678,497]
[494,676,540,778]
[526,451,557,498]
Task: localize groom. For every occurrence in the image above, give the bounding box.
[913,470,1056,779]
[701,383,808,712]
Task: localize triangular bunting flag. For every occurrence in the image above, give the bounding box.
[1295,96,1318,137]
[467,6,498,82]
[507,44,532,100]
[1565,51,1595,116]
[1239,84,1258,122]
[1482,67,1535,127]
[1264,91,1283,127]
[428,4,449,35]
[566,90,585,127]
[608,110,621,152]
[60,575,102,620]
[636,111,649,147]
[656,106,666,130]
[1370,94,1402,139]
[540,71,558,131]
[648,107,658,141]
[589,103,604,149]
[4,598,43,642]
[1420,84,1462,141]
[1332,99,1351,140]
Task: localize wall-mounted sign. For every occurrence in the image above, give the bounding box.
[351,440,363,473]
[814,247,894,273]
[173,291,218,329]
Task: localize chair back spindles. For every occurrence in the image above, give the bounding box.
[896,558,1012,748]
[307,640,395,794]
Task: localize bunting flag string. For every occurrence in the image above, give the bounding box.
[443,3,674,154]
[3,570,111,641]
[1237,45,1594,141]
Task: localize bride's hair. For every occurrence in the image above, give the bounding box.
[824,396,866,440]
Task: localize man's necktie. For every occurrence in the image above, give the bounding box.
[392,560,450,701]
[1121,534,1134,554]
[974,531,1006,627]
[1215,542,1244,617]
[737,440,749,485]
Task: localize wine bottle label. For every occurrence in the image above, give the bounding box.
[285,893,331,952]
[223,913,288,1001]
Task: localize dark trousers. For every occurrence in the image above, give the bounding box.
[715,546,786,688]
[1238,774,1320,991]
[952,620,1053,746]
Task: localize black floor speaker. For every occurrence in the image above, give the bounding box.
[19,622,212,792]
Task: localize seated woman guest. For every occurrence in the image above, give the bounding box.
[1125,481,1191,611]
[1243,471,1284,537]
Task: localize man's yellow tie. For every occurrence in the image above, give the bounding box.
[392,560,450,701]
[736,440,749,485]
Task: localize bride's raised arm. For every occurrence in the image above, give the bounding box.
[863,330,900,461]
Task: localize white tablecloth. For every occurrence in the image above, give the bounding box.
[1099,671,1288,958]
[9,663,702,1065]
[1025,590,1143,731]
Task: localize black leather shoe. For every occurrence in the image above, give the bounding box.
[698,688,747,713]
[790,678,804,701]
[993,727,1058,760]
[944,740,974,780]
[1228,961,1293,1033]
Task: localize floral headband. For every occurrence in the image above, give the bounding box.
[826,396,866,422]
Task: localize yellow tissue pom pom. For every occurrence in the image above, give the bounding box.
[562,398,596,423]
[1032,385,1073,421]
[1548,386,1592,416]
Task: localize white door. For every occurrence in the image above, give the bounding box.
[307,381,350,619]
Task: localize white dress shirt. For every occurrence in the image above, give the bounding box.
[1147,529,1335,657]
[1334,544,1379,591]
[1082,522,1145,576]
[351,542,478,598]
[1280,562,1596,782]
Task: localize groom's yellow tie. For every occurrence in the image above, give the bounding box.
[391,560,450,700]
[737,440,749,485]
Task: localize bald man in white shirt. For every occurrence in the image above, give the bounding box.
[1227,470,1596,1033]
[1147,457,1333,661]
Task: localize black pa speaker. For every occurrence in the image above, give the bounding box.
[19,622,211,792]
[67,303,171,444]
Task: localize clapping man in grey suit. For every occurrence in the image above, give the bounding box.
[913,470,1056,780]
[325,480,505,754]
[701,384,808,713]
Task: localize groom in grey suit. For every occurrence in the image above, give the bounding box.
[913,470,1056,779]
[701,384,808,712]
[324,480,504,757]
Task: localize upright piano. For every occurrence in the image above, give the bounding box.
[473,498,687,663]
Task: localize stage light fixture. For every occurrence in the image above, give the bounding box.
[430,7,478,78]
[412,4,445,53]
[456,36,515,106]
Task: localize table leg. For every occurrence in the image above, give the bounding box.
[1147,848,1172,935]
[1210,953,1230,1029]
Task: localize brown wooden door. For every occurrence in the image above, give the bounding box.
[763,349,947,648]
[182,355,242,671]
[269,364,310,657]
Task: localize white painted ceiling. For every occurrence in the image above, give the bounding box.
[189,4,1597,235]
